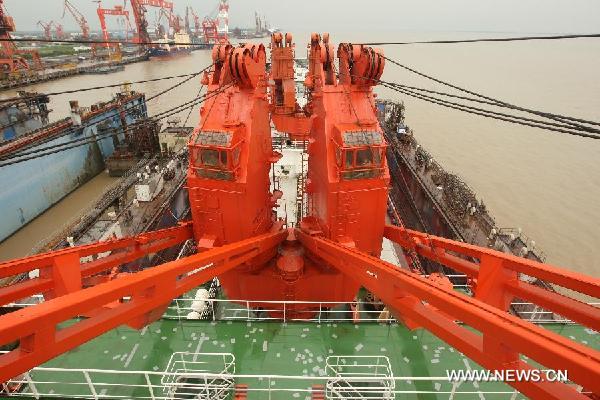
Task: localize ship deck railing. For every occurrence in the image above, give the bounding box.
[6,292,597,325]
[2,363,560,400]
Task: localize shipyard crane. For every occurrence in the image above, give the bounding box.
[54,22,65,40]
[93,1,133,61]
[37,20,53,41]
[184,6,190,35]
[62,0,90,39]
[128,0,173,47]
[157,7,181,35]
[0,1,42,74]
[189,7,200,37]
[0,34,598,400]
[201,0,228,44]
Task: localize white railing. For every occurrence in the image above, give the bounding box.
[2,365,586,400]
[325,356,394,399]
[6,294,598,325]
[162,353,235,400]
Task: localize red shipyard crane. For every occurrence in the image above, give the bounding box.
[54,22,65,40]
[63,0,90,39]
[189,7,201,38]
[37,20,53,41]
[0,34,598,400]
[0,0,42,73]
[129,0,173,47]
[202,0,228,44]
[157,7,182,36]
[93,1,133,61]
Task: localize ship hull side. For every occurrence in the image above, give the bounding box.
[0,96,147,243]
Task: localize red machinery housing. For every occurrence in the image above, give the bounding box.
[0,35,598,400]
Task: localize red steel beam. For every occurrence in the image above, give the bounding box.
[0,229,286,382]
[297,230,600,400]
[384,225,600,330]
[0,223,194,307]
[385,225,599,296]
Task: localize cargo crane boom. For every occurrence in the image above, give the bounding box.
[0,34,598,400]
[129,0,173,46]
[189,7,200,37]
[37,20,53,41]
[158,7,181,35]
[54,22,65,40]
[63,0,90,39]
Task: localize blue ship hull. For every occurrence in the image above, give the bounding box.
[0,95,147,243]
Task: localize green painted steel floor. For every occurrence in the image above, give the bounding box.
[4,319,598,400]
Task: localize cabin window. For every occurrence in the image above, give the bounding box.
[201,149,219,167]
[356,148,373,167]
[220,150,228,166]
[373,148,382,165]
[345,150,354,168]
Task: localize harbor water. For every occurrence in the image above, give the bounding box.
[0,31,598,279]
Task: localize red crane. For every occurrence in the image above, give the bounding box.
[129,0,173,47]
[0,0,42,74]
[0,35,598,400]
[201,17,218,43]
[201,0,228,44]
[62,0,90,39]
[93,1,133,60]
[157,7,182,36]
[189,7,201,37]
[37,20,53,41]
[54,22,65,40]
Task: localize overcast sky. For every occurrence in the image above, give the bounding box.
[6,0,600,34]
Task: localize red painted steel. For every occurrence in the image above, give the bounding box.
[0,223,193,307]
[63,0,90,40]
[129,0,173,45]
[0,230,286,383]
[270,32,313,140]
[296,228,600,400]
[0,1,41,73]
[0,35,598,399]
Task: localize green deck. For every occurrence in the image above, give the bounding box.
[3,317,597,399]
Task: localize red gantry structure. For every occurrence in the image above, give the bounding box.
[0,34,599,400]
[93,1,133,60]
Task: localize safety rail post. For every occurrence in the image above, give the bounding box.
[144,372,156,400]
[24,372,40,400]
[318,303,322,323]
[82,370,98,400]
[283,301,286,322]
